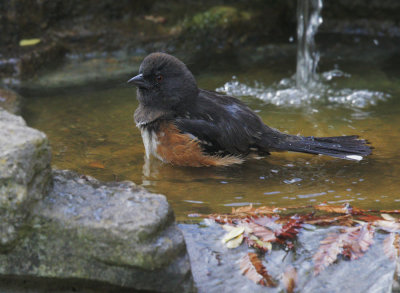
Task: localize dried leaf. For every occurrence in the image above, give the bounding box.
[144,15,166,23]
[313,224,374,274]
[314,203,364,215]
[383,233,400,261]
[226,234,244,249]
[222,226,244,243]
[246,235,272,252]
[19,38,41,46]
[244,222,278,242]
[380,209,400,214]
[375,220,400,232]
[381,214,397,221]
[240,253,276,287]
[342,224,375,260]
[276,216,304,239]
[88,161,105,169]
[305,214,353,226]
[282,265,297,293]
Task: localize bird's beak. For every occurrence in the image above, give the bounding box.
[127,73,149,89]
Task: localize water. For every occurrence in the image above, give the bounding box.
[296,0,323,89]
[22,52,400,222]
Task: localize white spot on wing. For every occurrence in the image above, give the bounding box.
[346,155,363,161]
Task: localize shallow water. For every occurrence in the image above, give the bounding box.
[23,55,400,221]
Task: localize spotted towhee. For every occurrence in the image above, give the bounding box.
[127,52,371,167]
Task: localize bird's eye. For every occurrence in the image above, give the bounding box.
[156,74,163,82]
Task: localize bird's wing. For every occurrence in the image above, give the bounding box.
[174,90,273,156]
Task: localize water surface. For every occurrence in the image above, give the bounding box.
[23,57,400,221]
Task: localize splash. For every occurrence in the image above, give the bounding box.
[216,74,389,108]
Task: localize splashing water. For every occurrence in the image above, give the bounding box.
[216,0,390,108]
[296,0,323,89]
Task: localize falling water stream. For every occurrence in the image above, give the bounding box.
[296,0,323,89]
[217,0,389,107]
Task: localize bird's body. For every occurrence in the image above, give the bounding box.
[129,53,371,167]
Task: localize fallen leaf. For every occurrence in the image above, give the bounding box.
[221,226,244,243]
[375,220,400,232]
[282,265,297,293]
[276,216,304,239]
[305,214,353,226]
[244,222,278,242]
[19,38,41,46]
[342,224,375,260]
[313,224,374,274]
[240,253,276,287]
[88,161,105,169]
[383,233,400,261]
[381,214,397,221]
[380,209,400,214]
[246,235,272,252]
[226,234,244,249]
[314,203,365,215]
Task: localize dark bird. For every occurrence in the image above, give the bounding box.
[128,52,372,167]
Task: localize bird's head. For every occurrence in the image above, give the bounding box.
[128,53,198,111]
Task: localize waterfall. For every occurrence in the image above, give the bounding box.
[296,0,323,89]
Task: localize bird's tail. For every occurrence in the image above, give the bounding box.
[272,134,372,161]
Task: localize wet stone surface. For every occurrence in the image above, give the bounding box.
[0,109,51,250]
[180,221,398,293]
[0,170,193,292]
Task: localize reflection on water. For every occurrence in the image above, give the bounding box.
[22,60,400,221]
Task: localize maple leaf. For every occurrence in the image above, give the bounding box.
[240,253,276,287]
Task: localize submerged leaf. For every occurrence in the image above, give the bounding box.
[240,253,276,287]
[342,224,375,260]
[305,214,353,226]
[375,220,400,232]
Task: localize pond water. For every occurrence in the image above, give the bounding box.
[22,49,400,222]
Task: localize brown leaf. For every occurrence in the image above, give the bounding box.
[314,203,365,215]
[244,222,278,242]
[383,233,400,261]
[282,265,297,293]
[88,161,105,169]
[305,214,353,226]
[144,15,166,23]
[240,253,276,287]
[342,224,375,260]
[313,224,374,274]
[245,235,272,252]
[276,216,304,239]
[380,209,400,214]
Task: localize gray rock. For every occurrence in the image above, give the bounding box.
[0,88,21,114]
[0,109,52,249]
[0,170,194,292]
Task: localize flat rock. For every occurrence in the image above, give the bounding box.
[0,109,51,249]
[0,170,193,292]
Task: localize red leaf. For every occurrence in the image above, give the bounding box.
[240,253,276,287]
[275,216,304,239]
[88,161,105,169]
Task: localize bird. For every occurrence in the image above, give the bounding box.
[127,52,372,167]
